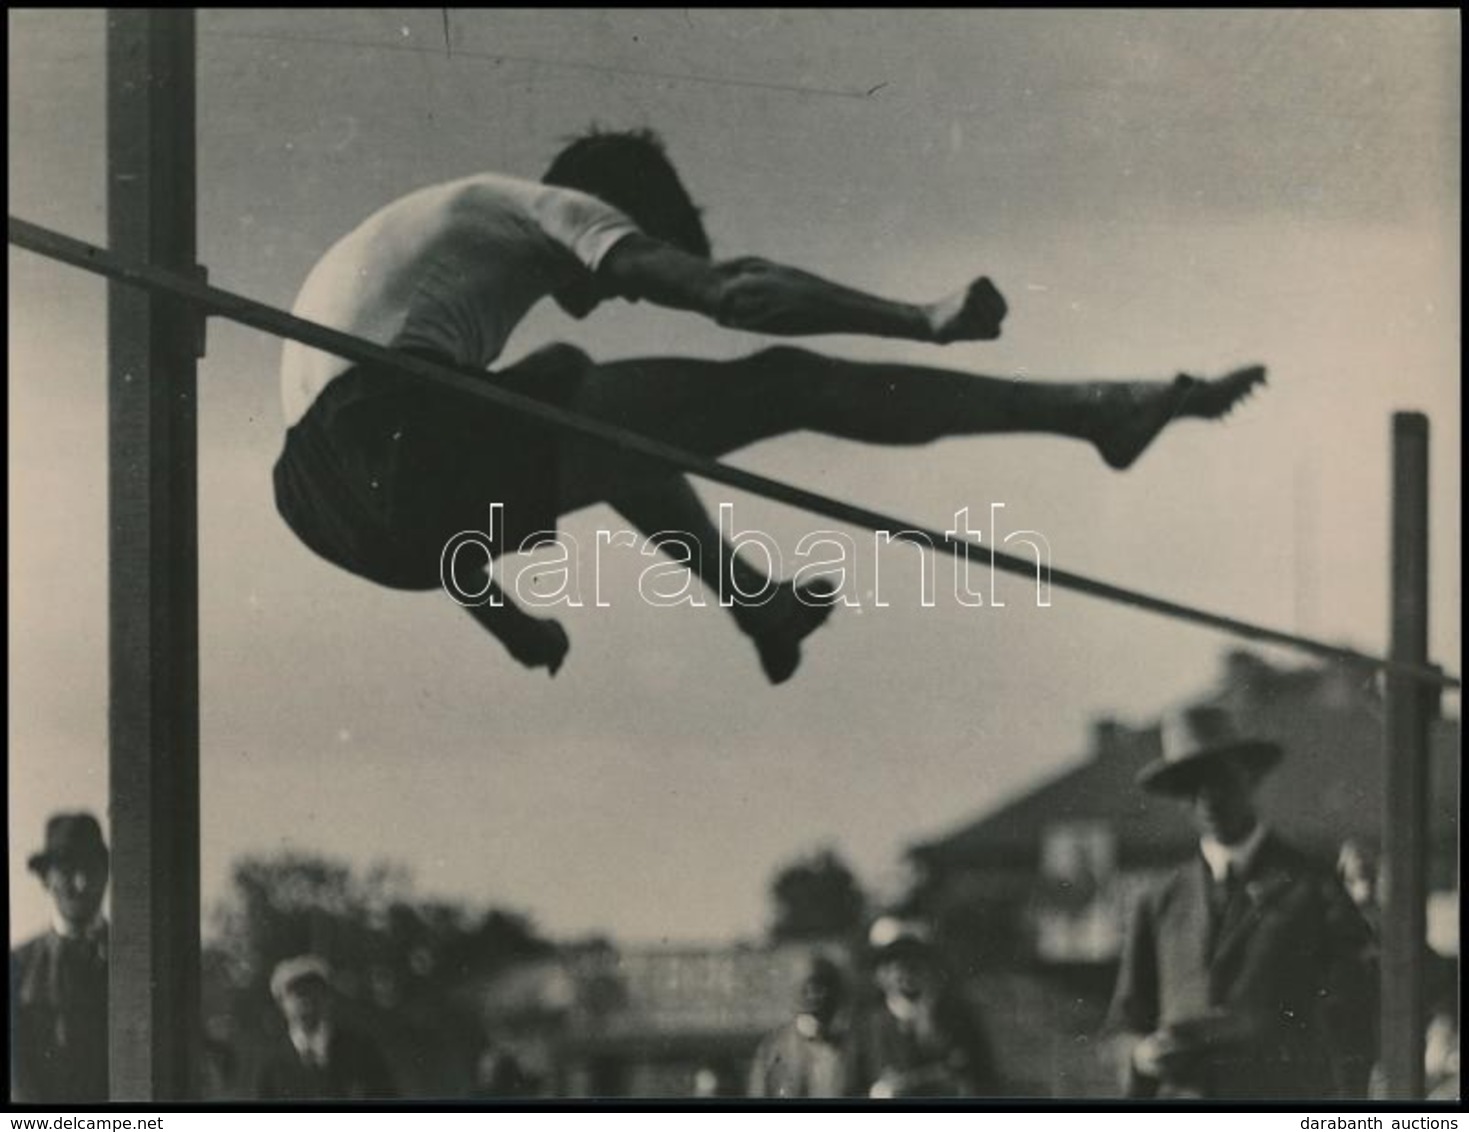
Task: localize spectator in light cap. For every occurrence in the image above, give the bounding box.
[748,953,857,1097]
[254,953,398,1100]
[858,918,999,1097]
[11,811,111,1102]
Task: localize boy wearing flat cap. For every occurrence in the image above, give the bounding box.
[857,918,999,1098]
[11,812,111,1102]
[1107,706,1377,1099]
[253,955,397,1101]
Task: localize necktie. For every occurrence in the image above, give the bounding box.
[1216,865,1248,941]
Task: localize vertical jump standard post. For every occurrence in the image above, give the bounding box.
[1380,411,1436,1100]
[106,7,202,1100]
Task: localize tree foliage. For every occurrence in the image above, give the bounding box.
[204,851,553,1097]
[768,847,867,942]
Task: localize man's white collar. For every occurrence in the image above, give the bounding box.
[1200,823,1268,884]
[52,912,105,940]
[289,1020,334,1066]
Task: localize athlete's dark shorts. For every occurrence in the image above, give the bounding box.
[273,344,587,591]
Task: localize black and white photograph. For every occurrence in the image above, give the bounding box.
[8,8,1461,1108]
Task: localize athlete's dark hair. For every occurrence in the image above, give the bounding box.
[543,127,711,258]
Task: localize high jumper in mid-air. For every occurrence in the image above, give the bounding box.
[274,127,1264,684]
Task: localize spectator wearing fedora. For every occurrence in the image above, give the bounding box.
[11,812,111,1102]
[253,955,398,1101]
[747,954,860,1098]
[1107,705,1377,1100]
[856,919,999,1098]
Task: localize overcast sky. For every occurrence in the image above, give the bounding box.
[9,9,1461,945]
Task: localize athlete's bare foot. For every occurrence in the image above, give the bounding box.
[1094,364,1267,470]
[752,577,839,685]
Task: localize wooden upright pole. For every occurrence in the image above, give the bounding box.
[106,8,202,1101]
[1380,412,1435,1100]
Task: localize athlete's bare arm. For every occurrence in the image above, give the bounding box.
[597,234,1008,344]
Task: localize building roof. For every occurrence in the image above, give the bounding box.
[911,651,1460,877]
[911,721,1181,873]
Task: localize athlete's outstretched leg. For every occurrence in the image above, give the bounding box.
[558,346,1265,504]
[552,345,1263,683]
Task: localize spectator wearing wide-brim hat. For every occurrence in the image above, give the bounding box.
[1107,703,1378,1101]
[26,811,111,874]
[1134,704,1282,797]
[11,811,111,1102]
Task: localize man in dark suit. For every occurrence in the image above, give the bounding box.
[11,812,111,1103]
[1108,706,1377,1100]
[253,955,398,1101]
